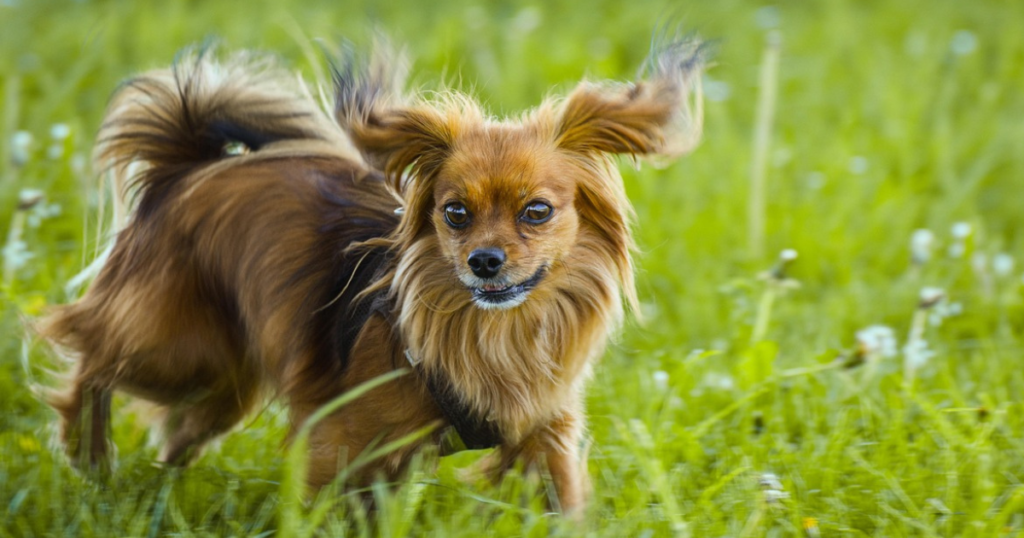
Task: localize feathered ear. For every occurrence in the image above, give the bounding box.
[556,37,706,160]
[332,40,455,188]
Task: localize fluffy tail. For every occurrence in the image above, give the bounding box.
[95,46,344,220]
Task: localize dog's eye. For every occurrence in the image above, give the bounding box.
[443,203,470,228]
[521,202,553,224]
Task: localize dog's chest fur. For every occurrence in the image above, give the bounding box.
[387,233,623,443]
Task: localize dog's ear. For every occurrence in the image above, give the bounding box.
[333,41,455,185]
[555,37,706,161]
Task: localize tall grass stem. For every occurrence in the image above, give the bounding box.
[2,211,26,287]
[279,368,409,538]
[904,309,927,386]
[750,285,776,344]
[2,76,20,186]
[748,31,781,261]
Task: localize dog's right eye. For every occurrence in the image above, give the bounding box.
[443,203,470,228]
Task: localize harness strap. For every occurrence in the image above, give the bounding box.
[408,352,503,450]
[349,297,502,450]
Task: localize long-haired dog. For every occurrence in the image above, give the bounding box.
[41,36,703,512]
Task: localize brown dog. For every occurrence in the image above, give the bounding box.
[41,38,703,512]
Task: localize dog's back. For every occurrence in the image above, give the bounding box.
[41,50,398,467]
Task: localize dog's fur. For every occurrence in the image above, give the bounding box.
[40,38,703,512]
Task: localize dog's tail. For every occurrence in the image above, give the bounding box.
[95,46,346,221]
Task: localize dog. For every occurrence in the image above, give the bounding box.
[40,36,704,513]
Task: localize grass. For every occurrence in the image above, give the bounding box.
[3,0,1024,535]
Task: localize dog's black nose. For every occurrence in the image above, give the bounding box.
[467,248,506,279]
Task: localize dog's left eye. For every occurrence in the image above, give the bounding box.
[444,203,470,228]
[521,201,554,224]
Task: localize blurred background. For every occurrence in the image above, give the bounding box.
[2,0,1023,536]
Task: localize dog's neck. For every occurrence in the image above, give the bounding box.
[390,232,625,443]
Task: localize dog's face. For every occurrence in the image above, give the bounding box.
[430,133,579,309]
[336,40,705,311]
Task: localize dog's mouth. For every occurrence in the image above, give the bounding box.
[469,266,547,309]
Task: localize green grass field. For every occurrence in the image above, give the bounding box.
[3,0,1024,536]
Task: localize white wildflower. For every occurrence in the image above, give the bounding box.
[759,472,783,491]
[755,6,780,29]
[805,171,825,190]
[903,339,934,369]
[1,240,33,271]
[758,472,789,505]
[919,287,945,308]
[950,30,977,56]
[70,153,87,176]
[46,144,63,160]
[948,222,971,259]
[910,229,934,264]
[930,299,962,327]
[49,123,70,140]
[764,489,789,503]
[11,130,32,147]
[18,188,44,209]
[652,370,669,391]
[951,222,972,239]
[761,248,801,284]
[27,200,61,228]
[702,372,734,391]
[11,130,32,166]
[640,301,660,319]
[992,253,1015,277]
[856,325,898,359]
[685,349,706,360]
[947,242,966,259]
[848,156,869,175]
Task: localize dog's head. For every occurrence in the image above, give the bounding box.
[336,38,704,311]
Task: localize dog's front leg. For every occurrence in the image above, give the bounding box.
[497,404,590,514]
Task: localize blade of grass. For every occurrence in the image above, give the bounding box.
[279,368,409,538]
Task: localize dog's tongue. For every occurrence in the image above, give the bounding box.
[482,284,508,292]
